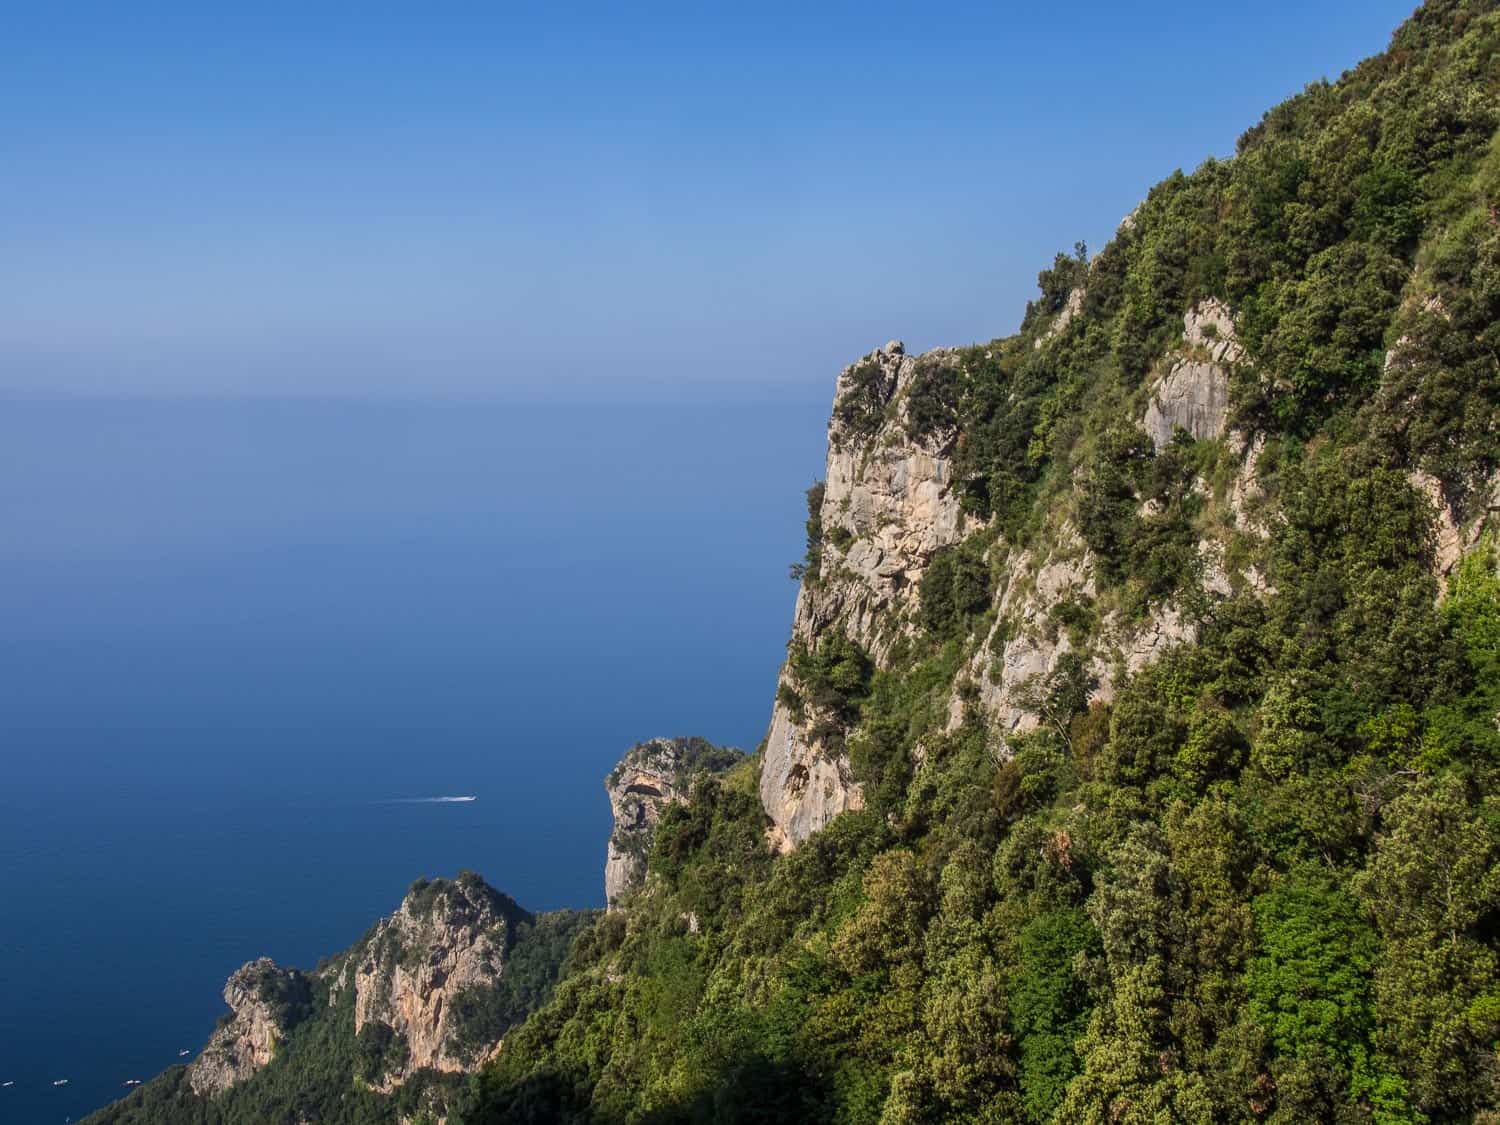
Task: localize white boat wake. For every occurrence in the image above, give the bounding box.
[378,795,478,804]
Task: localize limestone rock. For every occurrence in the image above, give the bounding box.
[761,344,973,849]
[1409,468,1500,587]
[958,547,1098,735]
[604,737,742,907]
[1412,469,1466,578]
[1122,603,1196,677]
[944,526,1209,742]
[1142,300,1241,450]
[761,690,864,852]
[188,958,311,1097]
[1228,431,1268,534]
[344,873,528,1086]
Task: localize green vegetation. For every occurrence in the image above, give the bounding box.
[919,539,995,638]
[789,481,826,583]
[452,5,1500,1123]
[92,4,1500,1122]
[449,910,599,1057]
[833,360,892,443]
[781,632,875,750]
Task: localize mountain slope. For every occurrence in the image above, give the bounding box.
[85,875,595,1125]
[456,3,1500,1122]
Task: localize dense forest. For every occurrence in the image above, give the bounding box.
[455,3,1500,1123]
[90,1,1500,1122]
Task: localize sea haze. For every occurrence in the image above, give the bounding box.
[0,394,826,1122]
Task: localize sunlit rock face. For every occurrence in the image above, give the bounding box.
[1142,299,1241,450]
[762,313,1277,847]
[761,341,973,850]
[188,958,311,1097]
[343,874,526,1087]
[605,737,744,906]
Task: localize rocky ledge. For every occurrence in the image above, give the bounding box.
[604,736,744,907]
[188,958,312,1097]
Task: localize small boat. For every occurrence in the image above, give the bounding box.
[1,1080,13,1087]
[123,1079,142,1087]
[53,1078,69,1087]
[178,1049,191,1057]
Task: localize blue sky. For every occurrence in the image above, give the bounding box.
[3,1,1418,400]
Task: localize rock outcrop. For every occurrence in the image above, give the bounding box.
[761,341,974,850]
[1410,468,1500,587]
[341,873,528,1086]
[767,308,1264,816]
[188,958,311,1097]
[605,737,743,907]
[137,872,592,1119]
[1036,287,1085,347]
[945,536,1201,741]
[1142,299,1241,450]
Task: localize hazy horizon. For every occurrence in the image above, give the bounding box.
[5,0,1414,401]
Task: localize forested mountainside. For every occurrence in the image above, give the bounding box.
[94,2,1500,1122]
[459,4,1500,1122]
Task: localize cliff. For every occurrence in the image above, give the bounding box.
[761,300,1261,850]
[187,958,311,1097]
[604,736,745,907]
[761,340,975,849]
[92,3,1500,1122]
[86,875,595,1124]
[461,4,1500,1121]
[338,873,529,1086]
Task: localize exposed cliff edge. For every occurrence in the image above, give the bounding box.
[762,340,975,849]
[187,958,312,1097]
[761,300,1275,850]
[87,4,1500,1121]
[337,873,529,1087]
[604,736,744,908]
[86,875,595,1124]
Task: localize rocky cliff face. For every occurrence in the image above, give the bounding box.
[338,873,527,1087]
[96,872,592,1123]
[761,341,975,850]
[605,736,743,907]
[188,958,311,1097]
[763,301,1278,844]
[950,299,1256,735]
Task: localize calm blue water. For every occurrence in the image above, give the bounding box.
[0,395,826,1123]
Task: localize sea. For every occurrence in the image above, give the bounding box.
[0,393,827,1123]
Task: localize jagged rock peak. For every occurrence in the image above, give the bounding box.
[343,871,530,1088]
[188,957,312,1097]
[604,736,744,908]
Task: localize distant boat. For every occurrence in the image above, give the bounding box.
[53,1078,69,1087]
[2,1080,13,1087]
[178,1049,192,1057]
[123,1079,142,1087]
[450,795,477,802]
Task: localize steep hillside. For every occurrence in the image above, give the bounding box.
[85,875,595,1125]
[84,2,1500,1122]
[457,3,1500,1123]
